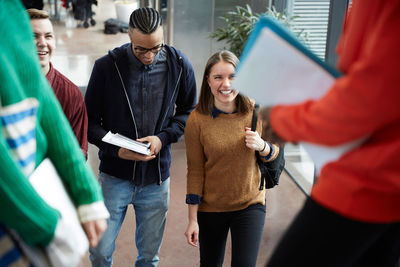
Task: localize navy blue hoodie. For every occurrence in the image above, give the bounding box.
[85,44,197,186]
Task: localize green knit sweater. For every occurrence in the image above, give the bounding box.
[0,1,103,246]
[185,108,266,212]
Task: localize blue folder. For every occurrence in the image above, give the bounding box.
[233,17,365,175]
[238,16,341,78]
[233,16,342,107]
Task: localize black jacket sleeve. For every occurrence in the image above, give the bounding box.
[156,53,197,146]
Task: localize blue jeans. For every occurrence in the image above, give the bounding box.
[89,172,170,267]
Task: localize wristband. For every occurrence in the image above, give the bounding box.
[260,141,267,152]
[265,142,274,160]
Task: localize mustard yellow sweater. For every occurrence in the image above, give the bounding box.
[185,108,266,212]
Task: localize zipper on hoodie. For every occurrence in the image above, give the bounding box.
[114,61,138,182]
[156,56,183,185]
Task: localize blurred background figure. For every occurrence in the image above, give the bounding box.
[22,0,44,10]
[69,0,97,28]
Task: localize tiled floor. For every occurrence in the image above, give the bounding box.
[50,1,130,88]
[45,1,308,266]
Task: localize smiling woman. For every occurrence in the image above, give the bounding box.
[184,50,281,267]
[207,61,238,113]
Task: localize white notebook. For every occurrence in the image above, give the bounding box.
[29,159,89,255]
[102,131,151,155]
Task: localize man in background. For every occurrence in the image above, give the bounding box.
[27,8,89,158]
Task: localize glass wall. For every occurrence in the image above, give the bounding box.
[289,0,330,59]
[172,0,213,87]
[171,0,269,87]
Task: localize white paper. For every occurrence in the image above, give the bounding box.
[234,27,335,106]
[301,139,365,173]
[29,159,89,256]
[102,131,151,155]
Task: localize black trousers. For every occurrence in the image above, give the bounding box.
[198,203,266,267]
[266,198,400,267]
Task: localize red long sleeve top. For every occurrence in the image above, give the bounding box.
[270,0,400,223]
[46,63,88,158]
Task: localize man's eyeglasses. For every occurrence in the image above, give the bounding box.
[133,43,164,55]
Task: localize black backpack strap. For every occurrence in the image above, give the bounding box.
[251,104,259,131]
[251,104,266,190]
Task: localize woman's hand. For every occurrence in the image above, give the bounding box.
[184,220,199,247]
[82,219,107,248]
[245,127,269,156]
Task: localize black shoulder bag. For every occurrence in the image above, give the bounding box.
[251,105,285,190]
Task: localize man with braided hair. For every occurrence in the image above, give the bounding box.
[85,6,197,267]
